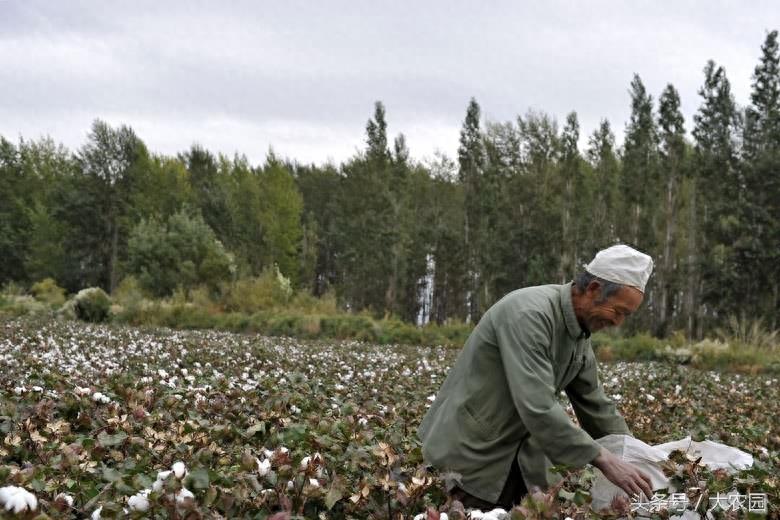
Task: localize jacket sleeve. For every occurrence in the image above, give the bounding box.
[492,307,602,468]
[565,345,632,439]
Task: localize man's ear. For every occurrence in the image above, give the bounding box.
[586,280,602,296]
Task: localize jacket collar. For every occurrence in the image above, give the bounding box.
[560,283,589,340]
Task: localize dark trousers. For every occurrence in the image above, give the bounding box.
[449,457,528,510]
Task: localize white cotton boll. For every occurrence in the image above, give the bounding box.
[427,394,436,402]
[92,392,110,403]
[413,514,426,520]
[645,394,655,402]
[257,458,272,476]
[300,456,311,469]
[172,461,187,479]
[262,448,274,459]
[55,492,74,507]
[13,387,25,395]
[175,487,194,503]
[611,394,622,401]
[290,405,301,414]
[358,417,368,427]
[153,470,172,492]
[0,486,38,513]
[286,480,294,491]
[127,489,150,512]
[440,514,448,520]
[91,506,102,519]
[309,478,320,488]
[31,385,43,392]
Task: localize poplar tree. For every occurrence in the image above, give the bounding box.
[458,98,487,321]
[621,75,658,249]
[692,60,740,334]
[743,30,780,326]
[655,84,686,335]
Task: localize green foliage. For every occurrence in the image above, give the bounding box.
[73,287,112,323]
[30,277,66,306]
[256,159,304,284]
[0,295,49,316]
[77,119,151,293]
[221,266,294,313]
[126,210,236,297]
[24,201,69,284]
[592,332,663,362]
[113,275,146,307]
[287,289,339,315]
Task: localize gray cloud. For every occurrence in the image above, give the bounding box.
[0,0,777,165]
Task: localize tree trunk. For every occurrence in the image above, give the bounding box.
[658,172,677,336]
[109,211,119,294]
[685,178,698,340]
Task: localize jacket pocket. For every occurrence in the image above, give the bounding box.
[463,403,501,441]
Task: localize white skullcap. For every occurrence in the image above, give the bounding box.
[584,244,654,292]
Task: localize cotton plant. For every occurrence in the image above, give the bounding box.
[104,461,193,514]
[0,319,777,518]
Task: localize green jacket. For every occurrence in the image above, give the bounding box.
[418,283,630,503]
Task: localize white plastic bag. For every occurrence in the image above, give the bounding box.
[590,434,753,516]
[652,437,753,471]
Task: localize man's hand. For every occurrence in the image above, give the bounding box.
[592,448,654,500]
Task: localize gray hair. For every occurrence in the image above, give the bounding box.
[574,271,623,302]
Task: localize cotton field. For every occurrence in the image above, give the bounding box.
[0,318,777,518]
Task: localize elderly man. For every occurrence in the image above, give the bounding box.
[418,244,655,510]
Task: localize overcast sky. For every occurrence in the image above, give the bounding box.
[1,1,777,166]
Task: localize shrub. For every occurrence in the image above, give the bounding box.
[592,332,662,361]
[113,276,145,308]
[73,287,112,323]
[57,299,77,320]
[287,289,339,315]
[1,281,26,296]
[189,285,218,311]
[221,267,293,313]
[30,278,67,306]
[377,318,425,345]
[320,315,378,341]
[715,315,778,351]
[1,295,49,316]
[126,211,236,297]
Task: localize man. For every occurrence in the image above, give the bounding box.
[418,244,655,510]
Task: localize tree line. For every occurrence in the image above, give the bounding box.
[2,31,778,338]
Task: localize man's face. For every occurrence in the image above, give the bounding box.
[580,282,643,333]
